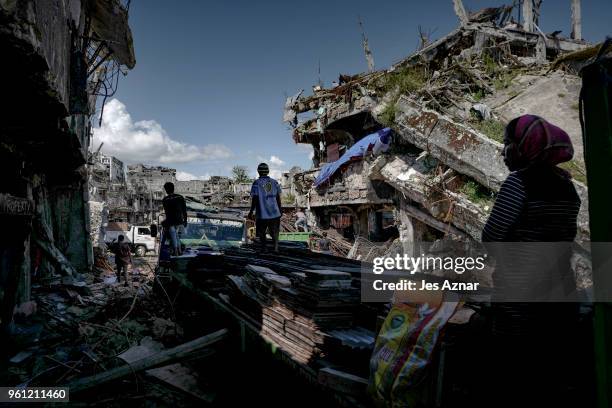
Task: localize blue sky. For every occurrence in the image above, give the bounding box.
[93,0,612,180]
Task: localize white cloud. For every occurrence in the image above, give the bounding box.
[269,155,285,167]
[93,99,232,164]
[254,155,286,179]
[269,169,283,180]
[176,171,211,181]
[267,155,286,180]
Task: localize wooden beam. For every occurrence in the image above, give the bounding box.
[318,367,368,395]
[33,236,76,277]
[401,203,468,239]
[67,328,228,393]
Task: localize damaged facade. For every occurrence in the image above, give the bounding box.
[89,160,255,241]
[284,1,591,261]
[0,0,135,333]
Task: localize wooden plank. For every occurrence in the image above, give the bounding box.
[317,367,368,396]
[147,364,216,403]
[171,270,368,408]
[67,328,227,393]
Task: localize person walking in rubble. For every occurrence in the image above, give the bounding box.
[481,114,581,405]
[248,163,282,253]
[114,235,132,286]
[162,182,187,256]
[294,207,308,232]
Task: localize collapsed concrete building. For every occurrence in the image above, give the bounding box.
[90,161,253,231]
[124,164,176,223]
[0,0,135,333]
[88,153,127,248]
[177,176,250,207]
[284,1,591,261]
[175,176,256,208]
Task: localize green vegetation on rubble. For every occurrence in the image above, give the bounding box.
[559,160,588,184]
[379,103,398,127]
[282,193,296,205]
[493,71,518,90]
[482,53,518,90]
[471,89,485,102]
[473,118,506,143]
[381,66,427,95]
[376,66,427,127]
[460,180,495,207]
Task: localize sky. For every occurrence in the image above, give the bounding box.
[92,0,612,181]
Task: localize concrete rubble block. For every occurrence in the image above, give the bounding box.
[392,96,508,192]
[307,161,392,208]
[492,71,584,166]
[378,154,489,241]
[573,182,590,242]
[443,191,488,240]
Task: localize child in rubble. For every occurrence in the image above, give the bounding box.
[113,235,132,286]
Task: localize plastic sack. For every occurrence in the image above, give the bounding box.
[369,292,459,407]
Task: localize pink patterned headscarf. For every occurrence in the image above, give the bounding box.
[503,115,574,171]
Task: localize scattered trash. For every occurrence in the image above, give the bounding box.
[9,351,33,365]
[471,103,492,120]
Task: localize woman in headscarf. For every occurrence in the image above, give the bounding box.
[481,114,582,405]
[483,114,580,242]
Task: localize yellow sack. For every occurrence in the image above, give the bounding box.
[369,292,459,407]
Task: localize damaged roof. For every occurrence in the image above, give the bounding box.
[88,0,136,69]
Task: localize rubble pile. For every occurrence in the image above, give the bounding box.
[281,3,593,289]
[3,253,214,404]
[281,211,353,257]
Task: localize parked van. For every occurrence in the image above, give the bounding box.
[105,222,156,256]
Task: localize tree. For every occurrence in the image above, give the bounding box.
[232,166,251,183]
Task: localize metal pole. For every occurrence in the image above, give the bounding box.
[579,39,612,408]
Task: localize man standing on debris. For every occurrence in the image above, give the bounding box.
[294,207,308,232]
[162,182,187,256]
[248,163,282,253]
[114,235,132,285]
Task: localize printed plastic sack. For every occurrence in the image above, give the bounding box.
[369,292,459,407]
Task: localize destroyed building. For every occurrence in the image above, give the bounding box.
[89,160,252,232]
[123,164,176,223]
[88,152,129,249]
[91,163,180,226]
[0,0,135,332]
[175,176,248,206]
[284,0,591,260]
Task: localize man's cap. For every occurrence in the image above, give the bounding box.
[257,163,269,174]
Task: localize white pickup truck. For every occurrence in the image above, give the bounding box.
[104,223,156,256]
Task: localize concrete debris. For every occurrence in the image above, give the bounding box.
[69,328,226,393]
[280,3,593,290]
[9,351,34,365]
[3,248,226,405]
